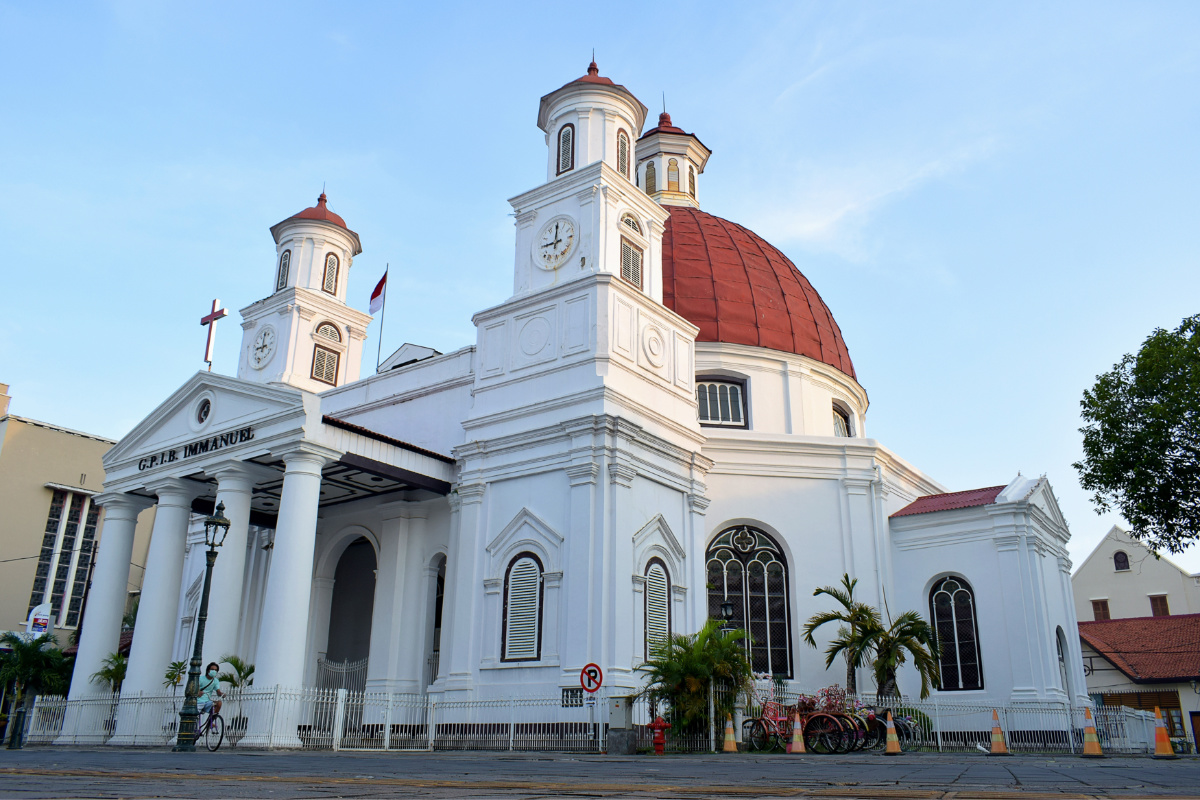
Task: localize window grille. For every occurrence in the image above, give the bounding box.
[1091,599,1110,620]
[28,490,66,618]
[276,250,290,291]
[689,166,696,198]
[322,253,339,294]
[27,490,96,628]
[621,214,641,234]
[1113,551,1130,571]
[503,554,542,661]
[833,406,851,437]
[316,322,341,342]
[667,158,679,191]
[557,125,574,174]
[930,576,984,690]
[620,239,643,288]
[617,130,629,177]
[706,526,792,677]
[312,345,340,385]
[645,161,657,194]
[645,561,670,659]
[696,381,745,427]
[1150,595,1170,617]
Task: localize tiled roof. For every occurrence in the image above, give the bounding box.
[63,629,132,657]
[661,206,856,379]
[1080,614,1200,682]
[890,485,1006,518]
[284,192,348,230]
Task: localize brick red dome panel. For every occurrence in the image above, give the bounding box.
[662,206,856,379]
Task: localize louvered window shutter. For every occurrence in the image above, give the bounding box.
[617,132,629,177]
[504,557,541,660]
[558,126,573,173]
[312,345,340,385]
[323,254,339,294]
[646,162,657,193]
[645,563,670,659]
[621,240,643,288]
[276,251,290,291]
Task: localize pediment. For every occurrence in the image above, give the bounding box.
[633,514,686,564]
[486,507,563,567]
[104,372,307,468]
[1027,477,1069,532]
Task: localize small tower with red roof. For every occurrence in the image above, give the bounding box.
[635,112,712,209]
[235,193,373,392]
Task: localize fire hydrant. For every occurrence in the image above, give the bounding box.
[648,715,671,755]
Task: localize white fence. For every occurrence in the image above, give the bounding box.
[22,685,1156,755]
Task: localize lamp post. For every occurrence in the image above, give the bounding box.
[173,502,230,752]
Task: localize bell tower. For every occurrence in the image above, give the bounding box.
[236,193,372,392]
[634,112,711,209]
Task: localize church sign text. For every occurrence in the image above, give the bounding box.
[138,426,255,471]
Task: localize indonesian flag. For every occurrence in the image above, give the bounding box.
[369,270,387,314]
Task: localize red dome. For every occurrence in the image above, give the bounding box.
[289,192,348,230]
[662,206,856,379]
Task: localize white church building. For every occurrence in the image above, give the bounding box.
[65,62,1090,727]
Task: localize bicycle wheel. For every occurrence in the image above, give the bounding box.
[865,717,888,752]
[748,719,772,752]
[205,714,225,751]
[803,714,839,754]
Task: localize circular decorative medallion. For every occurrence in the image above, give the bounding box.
[519,317,553,356]
[642,325,666,367]
[196,399,211,425]
[533,216,576,270]
[251,325,277,369]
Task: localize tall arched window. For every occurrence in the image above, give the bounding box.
[688,166,696,198]
[707,526,791,676]
[645,559,671,660]
[929,576,983,690]
[312,322,342,386]
[667,158,680,191]
[1113,551,1130,571]
[322,253,339,295]
[833,404,852,437]
[502,553,543,661]
[276,250,291,291]
[557,124,575,175]
[617,129,630,178]
[645,161,657,194]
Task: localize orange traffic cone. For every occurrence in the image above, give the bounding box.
[884,711,902,756]
[1080,707,1104,758]
[1152,707,1177,759]
[989,709,1009,756]
[789,711,806,754]
[723,713,738,753]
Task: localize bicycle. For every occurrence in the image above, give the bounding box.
[196,707,225,751]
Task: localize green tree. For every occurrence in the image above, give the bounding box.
[802,574,877,694]
[0,632,72,710]
[122,598,139,630]
[639,619,752,728]
[1074,314,1200,553]
[90,652,127,692]
[163,661,187,693]
[860,611,940,701]
[217,654,254,689]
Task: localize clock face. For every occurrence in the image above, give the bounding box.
[251,326,276,369]
[534,216,576,270]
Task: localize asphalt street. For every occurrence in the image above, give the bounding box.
[2,747,1199,799]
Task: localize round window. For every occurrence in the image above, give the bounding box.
[196,399,211,425]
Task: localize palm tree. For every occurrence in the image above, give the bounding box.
[163,661,187,693]
[122,598,139,631]
[802,574,877,694]
[639,619,752,729]
[90,652,127,693]
[0,632,71,711]
[217,654,254,689]
[860,611,940,701]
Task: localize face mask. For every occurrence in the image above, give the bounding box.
[207,670,216,678]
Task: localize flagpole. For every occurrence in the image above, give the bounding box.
[375,265,388,373]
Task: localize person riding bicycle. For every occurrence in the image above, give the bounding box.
[197,662,224,717]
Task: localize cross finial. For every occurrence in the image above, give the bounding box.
[199,299,229,371]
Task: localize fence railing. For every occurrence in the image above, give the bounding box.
[22,683,1156,755]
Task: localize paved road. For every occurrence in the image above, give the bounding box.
[2,748,1199,799]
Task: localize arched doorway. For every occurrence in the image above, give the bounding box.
[320,537,376,691]
[426,555,446,685]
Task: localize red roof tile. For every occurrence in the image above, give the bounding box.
[890,485,1006,518]
[661,206,856,379]
[1080,614,1200,682]
[63,629,132,657]
[285,192,349,230]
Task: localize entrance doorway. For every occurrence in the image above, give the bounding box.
[321,537,376,691]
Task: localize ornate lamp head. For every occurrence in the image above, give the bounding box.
[204,501,232,548]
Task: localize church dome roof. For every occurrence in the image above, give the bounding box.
[288,192,349,229]
[661,206,856,379]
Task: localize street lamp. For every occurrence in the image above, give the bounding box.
[173,501,230,751]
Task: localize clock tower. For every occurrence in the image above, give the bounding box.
[235,193,372,392]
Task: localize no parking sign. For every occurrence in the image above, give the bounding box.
[580,663,603,693]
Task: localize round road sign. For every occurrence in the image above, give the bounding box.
[580,662,603,693]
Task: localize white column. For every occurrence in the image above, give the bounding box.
[111,481,201,747]
[65,493,152,701]
[254,448,329,690]
[203,462,258,665]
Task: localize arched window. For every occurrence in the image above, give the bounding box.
[696,380,746,427]
[929,576,983,691]
[316,322,341,342]
[645,161,657,194]
[707,526,791,676]
[1113,551,1130,571]
[667,158,680,191]
[621,213,642,234]
[503,553,543,661]
[617,129,630,178]
[832,404,852,437]
[557,124,575,175]
[645,559,671,660]
[620,238,643,288]
[322,253,339,295]
[688,166,696,198]
[1056,627,1071,695]
[276,250,291,291]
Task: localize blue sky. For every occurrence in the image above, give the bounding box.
[2,1,1197,571]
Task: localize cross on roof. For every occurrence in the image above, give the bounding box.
[200,299,228,371]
